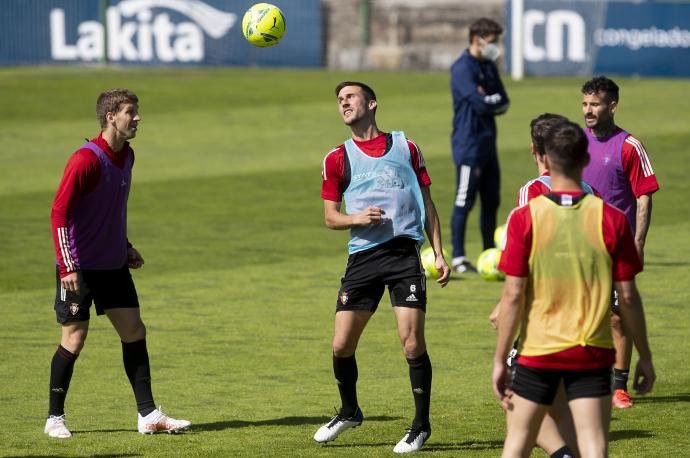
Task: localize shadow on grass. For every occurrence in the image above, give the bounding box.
[193,415,400,432]
[631,393,690,404]
[325,439,503,451]
[610,429,655,441]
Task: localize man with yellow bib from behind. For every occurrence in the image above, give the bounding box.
[491,120,655,458]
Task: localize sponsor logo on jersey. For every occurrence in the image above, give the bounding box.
[50,0,237,63]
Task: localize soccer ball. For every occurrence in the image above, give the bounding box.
[242,3,287,48]
[494,224,506,249]
[421,247,449,279]
[477,248,505,282]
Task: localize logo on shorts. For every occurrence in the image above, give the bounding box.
[406,294,418,302]
[69,303,80,315]
[339,292,349,305]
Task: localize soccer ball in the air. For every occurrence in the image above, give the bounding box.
[421,247,449,279]
[242,3,286,48]
[477,248,505,282]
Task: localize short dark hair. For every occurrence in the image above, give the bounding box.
[530,113,569,156]
[469,18,503,43]
[96,88,138,128]
[543,120,589,173]
[334,81,377,102]
[581,76,619,104]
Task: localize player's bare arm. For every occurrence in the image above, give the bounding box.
[324,200,384,230]
[635,193,653,264]
[492,276,526,404]
[420,187,450,286]
[614,280,655,394]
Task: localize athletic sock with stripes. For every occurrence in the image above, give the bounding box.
[613,368,630,391]
[49,345,79,417]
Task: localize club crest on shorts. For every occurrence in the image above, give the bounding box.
[69,303,80,315]
[339,292,349,305]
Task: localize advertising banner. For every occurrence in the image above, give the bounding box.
[507,0,690,78]
[0,0,322,67]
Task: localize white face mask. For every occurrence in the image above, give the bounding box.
[480,39,502,62]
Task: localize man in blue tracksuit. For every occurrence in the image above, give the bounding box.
[450,18,510,273]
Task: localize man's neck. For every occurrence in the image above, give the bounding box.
[550,173,583,192]
[101,129,126,153]
[592,120,617,139]
[350,123,381,142]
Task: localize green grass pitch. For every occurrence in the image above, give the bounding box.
[0,67,688,457]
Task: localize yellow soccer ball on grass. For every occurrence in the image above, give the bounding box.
[477,248,505,282]
[421,246,449,279]
[242,3,287,48]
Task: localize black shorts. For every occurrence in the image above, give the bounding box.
[336,237,426,313]
[54,265,139,324]
[511,364,612,405]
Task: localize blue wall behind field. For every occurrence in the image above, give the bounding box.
[0,0,322,67]
[506,0,690,77]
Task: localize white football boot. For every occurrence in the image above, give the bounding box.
[313,408,363,443]
[138,407,191,434]
[393,425,431,453]
[44,415,72,439]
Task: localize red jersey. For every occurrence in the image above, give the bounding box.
[621,133,659,197]
[51,133,134,278]
[500,191,643,370]
[321,133,431,202]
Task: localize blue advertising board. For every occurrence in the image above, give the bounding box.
[506,0,690,78]
[0,0,322,67]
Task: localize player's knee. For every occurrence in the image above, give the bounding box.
[610,312,623,331]
[65,329,87,353]
[402,337,425,360]
[121,320,146,342]
[332,339,355,358]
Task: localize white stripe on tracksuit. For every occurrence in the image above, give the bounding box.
[455,165,471,207]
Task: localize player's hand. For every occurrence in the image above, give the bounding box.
[353,206,385,226]
[435,255,450,287]
[633,358,655,395]
[61,271,82,295]
[128,247,145,269]
[492,359,513,410]
[489,303,500,329]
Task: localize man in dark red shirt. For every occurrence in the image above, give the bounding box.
[46,89,190,438]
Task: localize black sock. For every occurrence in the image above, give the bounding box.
[551,445,574,458]
[333,354,358,418]
[122,339,155,416]
[49,345,79,417]
[613,368,629,391]
[407,351,432,429]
